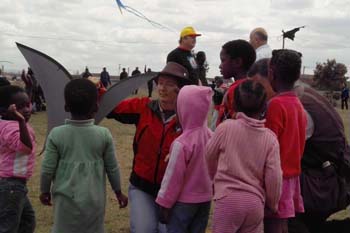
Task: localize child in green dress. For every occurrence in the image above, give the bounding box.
[40,78,128,233]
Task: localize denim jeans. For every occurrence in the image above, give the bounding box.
[129,184,167,233]
[0,178,35,233]
[167,201,211,233]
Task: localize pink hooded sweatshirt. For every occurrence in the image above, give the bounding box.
[156,85,213,208]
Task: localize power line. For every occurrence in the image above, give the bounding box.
[2,32,170,45]
[2,32,226,45]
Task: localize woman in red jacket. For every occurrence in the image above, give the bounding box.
[107,62,191,233]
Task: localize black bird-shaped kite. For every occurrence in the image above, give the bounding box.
[282,26,305,41]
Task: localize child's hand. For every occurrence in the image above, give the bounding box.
[159,206,171,224]
[115,191,128,208]
[8,104,25,122]
[39,193,52,206]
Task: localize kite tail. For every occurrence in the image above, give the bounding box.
[124,6,173,31]
[115,0,174,32]
[115,0,125,14]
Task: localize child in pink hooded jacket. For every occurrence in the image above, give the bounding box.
[156,85,213,233]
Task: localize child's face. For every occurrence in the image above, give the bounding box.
[11,92,32,122]
[219,49,236,79]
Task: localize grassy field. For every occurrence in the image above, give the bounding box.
[26,90,349,233]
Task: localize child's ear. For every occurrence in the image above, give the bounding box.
[233,57,243,68]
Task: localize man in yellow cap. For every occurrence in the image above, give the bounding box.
[167,26,201,85]
[249,27,272,61]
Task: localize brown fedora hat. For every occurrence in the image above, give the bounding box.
[155,62,191,87]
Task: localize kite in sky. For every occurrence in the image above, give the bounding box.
[115,0,173,31]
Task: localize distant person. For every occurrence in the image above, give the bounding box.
[131,67,141,94]
[196,51,209,86]
[210,76,227,130]
[156,85,213,232]
[167,26,202,85]
[131,67,141,76]
[341,83,349,110]
[210,80,215,90]
[40,79,128,233]
[206,80,282,233]
[82,67,92,79]
[0,85,36,233]
[249,27,272,61]
[100,67,112,88]
[23,68,34,100]
[119,68,128,80]
[33,85,46,112]
[145,68,154,97]
[27,67,40,112]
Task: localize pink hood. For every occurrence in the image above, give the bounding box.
[177,85,213,131]
[156,85,213,208]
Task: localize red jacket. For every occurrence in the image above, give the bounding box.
[265,92,307,178]
[107,97,181,196]
[217,78,246,125]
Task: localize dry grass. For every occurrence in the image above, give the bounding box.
[27,90,349,233]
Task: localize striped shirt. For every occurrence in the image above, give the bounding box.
[206,112,282,212]
[0,120,36,179]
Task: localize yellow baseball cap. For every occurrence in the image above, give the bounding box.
[180,26,201,38]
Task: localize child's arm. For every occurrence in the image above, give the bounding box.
[156,141,187,209]
[6,104,33,151]
[265,101,284,138]
[264,139,283,212]
[40,131,60,206]
[103,129,128,208]
[205,124,225,179]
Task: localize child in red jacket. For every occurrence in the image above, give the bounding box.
[264,49,307,233]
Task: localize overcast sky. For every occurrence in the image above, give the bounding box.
[1,0,350,77]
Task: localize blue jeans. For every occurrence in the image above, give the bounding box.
[129,184,167,233]
[167,201,211,233]
[0,178,35,233]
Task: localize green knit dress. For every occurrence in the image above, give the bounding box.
[41,119,121,233]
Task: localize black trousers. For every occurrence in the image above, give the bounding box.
[341,98,348,110]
